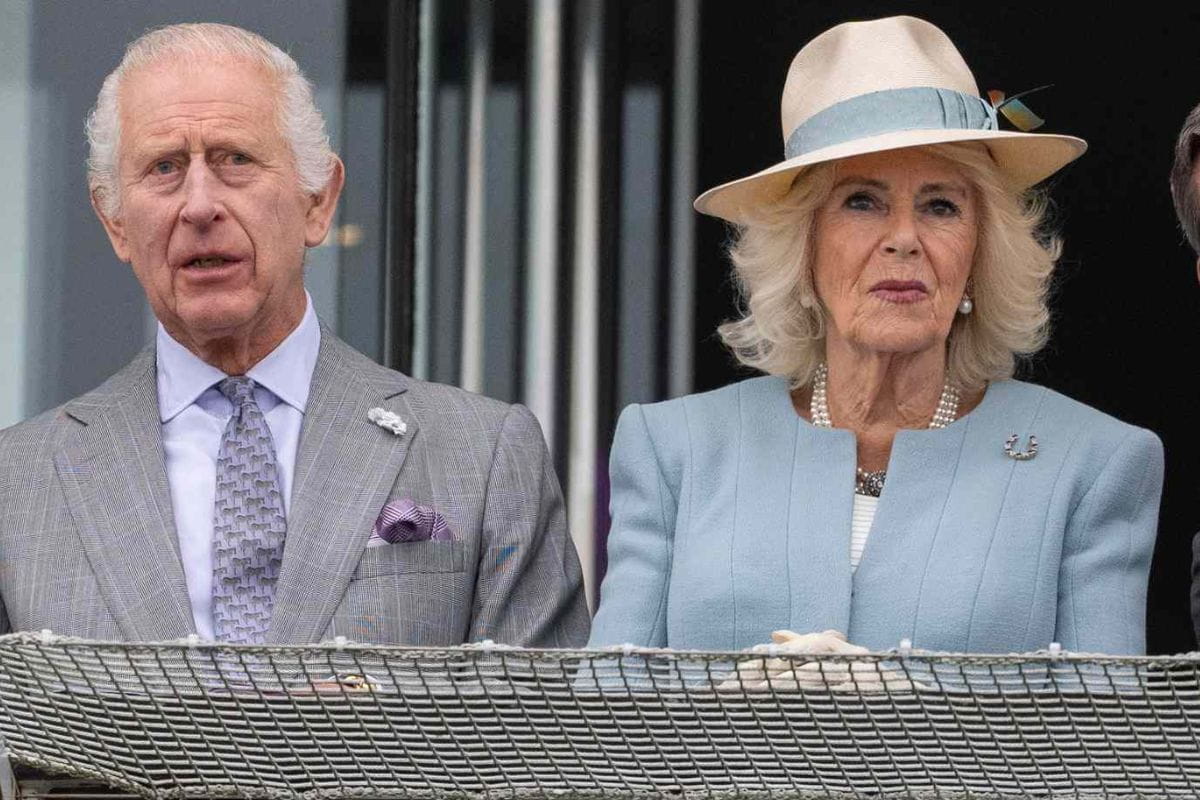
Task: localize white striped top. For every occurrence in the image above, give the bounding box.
[850,493,878,571]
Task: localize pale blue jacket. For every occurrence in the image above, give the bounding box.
[589,376,1163,655]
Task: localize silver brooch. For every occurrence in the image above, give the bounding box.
[367,407,407,436]
[1004,433,1038,461]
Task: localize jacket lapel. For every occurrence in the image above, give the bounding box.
[266,332,415,644]
[53,347,195,640]
[849,380,1044,651]
[720,378,857,646]
[785,420,857,637]
[848,420,966,649]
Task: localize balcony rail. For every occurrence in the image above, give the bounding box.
[0,633,1197,798]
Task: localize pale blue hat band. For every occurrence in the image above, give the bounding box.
[784,86,998,160]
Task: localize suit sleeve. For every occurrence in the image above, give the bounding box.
[1056,427,1163,654]
[587,404,677,648]
[468,404,590,647]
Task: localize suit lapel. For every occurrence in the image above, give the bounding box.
[267,333,415,644]
[53,348,195,640]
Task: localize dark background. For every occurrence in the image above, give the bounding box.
[691,3,1200,654]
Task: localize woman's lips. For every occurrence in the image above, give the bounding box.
[869,280,928,304]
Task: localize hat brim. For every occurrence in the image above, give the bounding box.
[693,128,1087,224]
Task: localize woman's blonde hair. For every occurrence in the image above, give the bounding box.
[717,143,1060,391]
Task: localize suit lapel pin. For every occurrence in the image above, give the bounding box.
[367,407,407,436]
[1004,433,1038,461]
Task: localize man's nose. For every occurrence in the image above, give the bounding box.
[880,209,921,258]
[179,163,223,227]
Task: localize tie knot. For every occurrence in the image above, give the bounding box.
[218,376,257,407]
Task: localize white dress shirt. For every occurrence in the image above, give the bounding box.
[156,297,320,639]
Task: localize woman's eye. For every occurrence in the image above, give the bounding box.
[844,191,878,211]
[926,197,961,217]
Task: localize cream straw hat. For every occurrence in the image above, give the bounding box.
[694,15,1087,224]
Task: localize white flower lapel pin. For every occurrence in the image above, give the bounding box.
[368,407,407,436]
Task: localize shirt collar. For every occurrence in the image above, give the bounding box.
[247,296,320,414]
[156,293,321,423]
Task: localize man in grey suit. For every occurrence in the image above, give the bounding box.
[0,23,589,646]
[1169,100,1200,644]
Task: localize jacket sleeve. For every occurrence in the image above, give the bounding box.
[1056,426,1163,654]
[588,404,678,648]
[468,403,590,647]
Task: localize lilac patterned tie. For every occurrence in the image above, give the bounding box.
[212,377,286,644]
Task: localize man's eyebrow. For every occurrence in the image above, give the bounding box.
[129,133,264,160]
[128,142,185,163]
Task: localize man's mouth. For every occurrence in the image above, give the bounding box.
[186,257,233,269]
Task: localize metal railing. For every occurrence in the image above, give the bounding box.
[0,632,1197,798]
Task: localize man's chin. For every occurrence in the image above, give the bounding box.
[160,291,307,355]
[164,300,264,345]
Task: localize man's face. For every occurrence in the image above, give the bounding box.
[93,57,342,350]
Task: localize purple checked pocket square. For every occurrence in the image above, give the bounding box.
[368,499,457,547]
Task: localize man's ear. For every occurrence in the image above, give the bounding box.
[1195,256,1200,286]
[91,188,132,263]
[304,156,346,247]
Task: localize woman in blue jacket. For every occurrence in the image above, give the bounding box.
[589,16,1163,656]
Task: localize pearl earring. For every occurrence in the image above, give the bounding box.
[958,295,974,315]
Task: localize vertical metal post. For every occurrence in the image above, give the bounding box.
[0,0,31,427]
[523,0,562,448]
[459,0,492,393]
[383,0,421,374]
[411,0,438,380]
[669,0,700,398]
[567,0,604,608]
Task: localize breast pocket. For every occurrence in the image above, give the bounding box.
[352,540,467,578]
[331,541,473,645]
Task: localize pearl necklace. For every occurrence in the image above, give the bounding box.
[809,362,960,497]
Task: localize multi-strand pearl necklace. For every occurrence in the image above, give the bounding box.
[809,362,960,497]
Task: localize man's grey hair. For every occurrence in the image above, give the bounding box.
[1169,101,1200,255]
[86,22,336,217]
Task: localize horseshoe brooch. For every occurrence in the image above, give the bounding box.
[1004,434,1038,461]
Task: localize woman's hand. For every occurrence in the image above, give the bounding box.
[719,629,915,692]
[757,629,866,655]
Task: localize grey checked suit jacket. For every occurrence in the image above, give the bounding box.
[0,328,590,646]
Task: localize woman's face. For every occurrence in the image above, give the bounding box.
[811,147,978,359]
